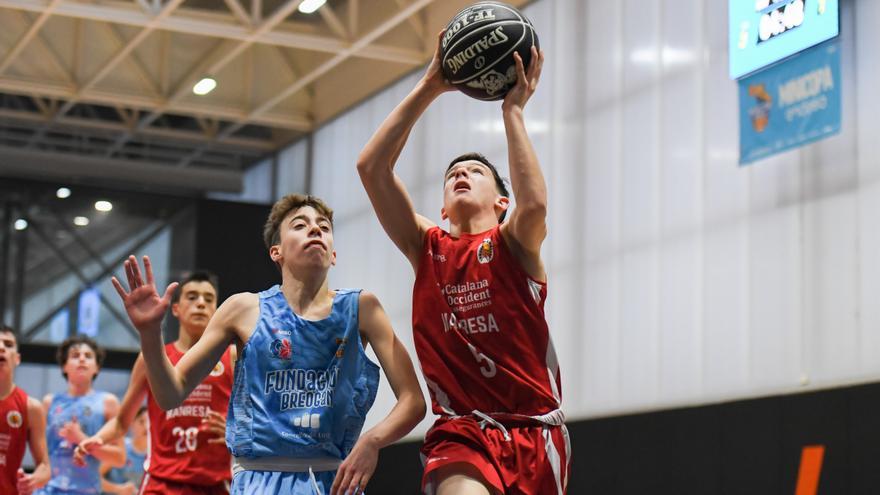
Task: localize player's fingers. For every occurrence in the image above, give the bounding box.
[124,259,137,288]
[332,465,352,495]
[205,410,225,421]
[111,277,129,300]
[513,51,526,84]
[130,256,144,287]
[161,282,179,305]
[143,255,154,286]
[354,473,370,495]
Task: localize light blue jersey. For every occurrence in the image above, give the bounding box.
[228,286,379,494]
[43,391,108,495]
[103,437,146,492]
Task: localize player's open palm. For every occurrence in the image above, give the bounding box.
[111,255,178,334]
[330,438,378,495]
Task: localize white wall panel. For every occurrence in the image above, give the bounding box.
[277,0,880,431]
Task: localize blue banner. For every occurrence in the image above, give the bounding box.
[730,0,838,79]
[77,286,101,337]
[739,39,840,165]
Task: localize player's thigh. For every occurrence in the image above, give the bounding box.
[434,463,496,495]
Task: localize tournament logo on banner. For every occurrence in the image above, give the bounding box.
[738,39,840,165]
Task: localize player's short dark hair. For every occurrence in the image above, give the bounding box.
[0,324,18,349]
[263,194,334,249]
[57,335,105,381]
[446,152,511,222]
[172,271,219,304]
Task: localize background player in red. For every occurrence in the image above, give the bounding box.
[0,324,50,495]
[76,272,232,495]
[357,32,570,495]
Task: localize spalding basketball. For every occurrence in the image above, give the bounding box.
[440,2,539,101]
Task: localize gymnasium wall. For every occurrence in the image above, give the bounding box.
[278,0,880,438]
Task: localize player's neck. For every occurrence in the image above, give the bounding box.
[67,379,93,397]
[449,212,498,237]
[174,325,204,351]
[280,275,333,318]
[132,434,148,453]
[0,377,14,401]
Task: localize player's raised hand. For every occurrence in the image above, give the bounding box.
[330,436,378,495]
[58,416,86,445]
[421,30,456,96]
[502,46,544,113]
[111,255,178,334]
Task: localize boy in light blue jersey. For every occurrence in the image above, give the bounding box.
[112,194,426,495]
[40,336,124,495]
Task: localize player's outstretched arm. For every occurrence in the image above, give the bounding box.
[99,462,137,495]
[84,394,127,467]
[18,396,50,494]
[112,255,241,410]
[330,291,426,495]
[500,47,549,281]
[74,357,149,466]
[356,31,452,267]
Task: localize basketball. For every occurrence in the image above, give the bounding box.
[440,2,539,101]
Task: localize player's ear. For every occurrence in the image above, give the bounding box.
[269,244,281,263]
[441,207,448,221]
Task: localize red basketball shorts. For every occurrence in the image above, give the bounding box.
[139,473,230,495]
[421,415,570,495]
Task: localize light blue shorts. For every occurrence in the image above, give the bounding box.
[232,469,337,495]
[36,486,97,495]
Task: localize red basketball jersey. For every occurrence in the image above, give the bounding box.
[0,386,29,495]
[145,344,233,485]
[413,226,562,417]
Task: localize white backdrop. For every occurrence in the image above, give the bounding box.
[274,0,880,438]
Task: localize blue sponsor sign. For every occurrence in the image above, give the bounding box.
[739,39,840,165]
[77,286,101,337]
[730,0,838,79]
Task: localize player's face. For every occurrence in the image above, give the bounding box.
[131,411,148,438]
[273,206,336,271]
[442,160,503,221]
[63,343,99,384]
[172,281,217,334]
[0,332,21,375]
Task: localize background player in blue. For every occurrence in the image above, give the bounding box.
[99,406,147,495]
[40,336,124,495]
[111,194,426,495]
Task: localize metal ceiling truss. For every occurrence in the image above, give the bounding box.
[0,0,519,188]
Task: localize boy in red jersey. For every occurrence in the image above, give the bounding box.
[357,32,569,495]
[0,324,50,495]
[76,272,232,495]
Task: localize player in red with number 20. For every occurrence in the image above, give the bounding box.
[76,272,232,495]
[357,32,570,495]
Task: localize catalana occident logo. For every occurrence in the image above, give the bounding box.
[270,338,292,361]
[6,410,22,428]
[477,237,494,264]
